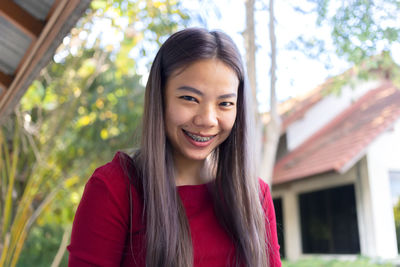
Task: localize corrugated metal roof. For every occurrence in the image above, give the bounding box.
[14,0,55,20]
[0,0,55,75]
[0,16,32,74]
[0,0,92,122]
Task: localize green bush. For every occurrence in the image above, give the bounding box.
[17,224,68,267]
[394,199,400,253]
[281,257,395,267]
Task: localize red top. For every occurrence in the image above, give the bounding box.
[68,152,281,267]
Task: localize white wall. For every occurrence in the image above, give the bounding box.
[286,80,382,151]
[353,157,377,257]
[365,119,400,259]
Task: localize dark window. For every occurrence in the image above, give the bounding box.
[273,198,285,258]
[299,184,360,254]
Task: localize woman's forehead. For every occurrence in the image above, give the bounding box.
[168,58,239,80]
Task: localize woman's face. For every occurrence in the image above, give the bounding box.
[164,59,239,163]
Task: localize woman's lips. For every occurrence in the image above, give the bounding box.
[182,129,216,147]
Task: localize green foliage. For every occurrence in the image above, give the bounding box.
[287,0,400,99]
[282,257,395,267]
[17,224,68,267]
[0,116,41,267]
[322,51,400,95]
[328,0,399,64]
[304,0,400,65]
[393,198,400,253]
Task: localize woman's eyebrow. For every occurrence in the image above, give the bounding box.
[177,86,203,96]
[218,93,237,99]
[177,86,237,99]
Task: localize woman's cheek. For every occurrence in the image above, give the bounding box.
[224,110,237,130]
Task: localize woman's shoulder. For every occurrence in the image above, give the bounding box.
[89,151,140,198]
[93,151,134,178]
[257,178,271,196]
[257,178,274,214]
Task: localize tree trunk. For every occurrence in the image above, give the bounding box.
[244,0,257,108]
[243,0,281,185]
[260,0,281,185]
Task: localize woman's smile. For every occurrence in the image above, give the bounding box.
[182,129,217,147]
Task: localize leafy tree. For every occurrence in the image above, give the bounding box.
[290,0,400,88]
[311,0,399,64]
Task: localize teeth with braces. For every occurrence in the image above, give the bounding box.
[184,130,215,142]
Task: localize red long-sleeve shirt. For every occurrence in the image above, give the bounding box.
[68,152,281,266]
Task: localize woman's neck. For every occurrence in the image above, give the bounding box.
[173,154,211,186]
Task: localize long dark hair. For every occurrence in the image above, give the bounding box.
[132,28,269,267]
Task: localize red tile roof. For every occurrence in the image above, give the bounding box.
[262,77,339,133]
[261,82,326,131]
[273,81,400,185]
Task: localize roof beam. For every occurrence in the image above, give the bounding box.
[0,0,91,121]
[0,0,45,40]
[0,70,13,89]
[46,0,62,21]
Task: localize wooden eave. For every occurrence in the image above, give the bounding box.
[0,0,92,123]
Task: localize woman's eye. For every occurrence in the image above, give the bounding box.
[180,96,198,102]
[220,102,235,107]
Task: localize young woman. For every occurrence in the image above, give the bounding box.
[68,28,281,267]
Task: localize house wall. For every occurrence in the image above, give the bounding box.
[286,80,382,151]
[365,119,400,259]
[354,157,377,257]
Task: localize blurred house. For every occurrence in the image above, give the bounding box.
[271,72,400,261]
[0,0,91,123]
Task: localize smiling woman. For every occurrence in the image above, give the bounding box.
[67,28,281,267]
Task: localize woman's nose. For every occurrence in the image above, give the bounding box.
[193,105,218,127]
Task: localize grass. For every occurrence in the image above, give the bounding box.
[281,257,396,267]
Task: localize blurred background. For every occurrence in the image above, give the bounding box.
[0,0,400,266]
